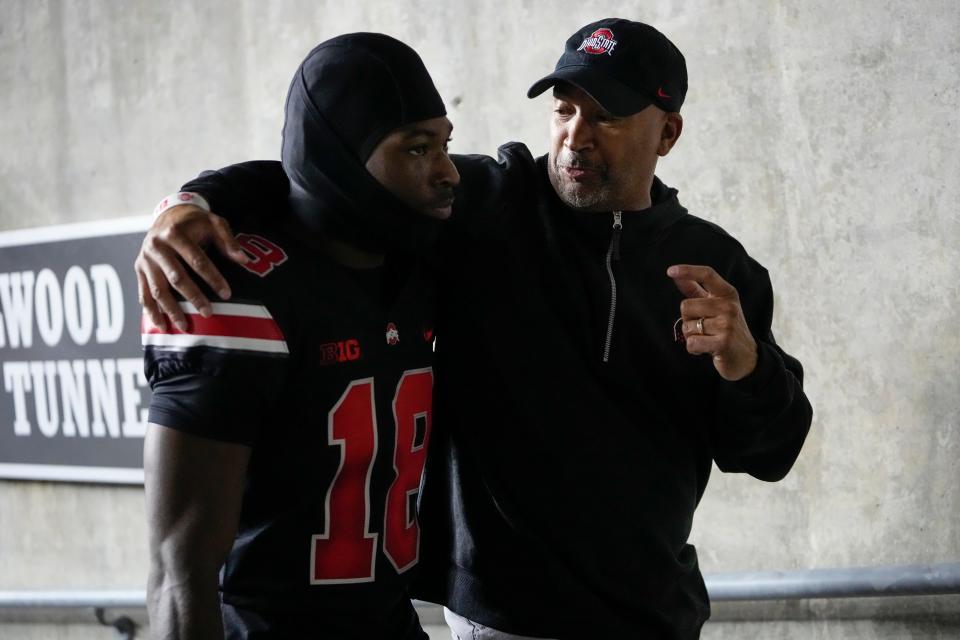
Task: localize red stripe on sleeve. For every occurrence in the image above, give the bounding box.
[141,313,285,341]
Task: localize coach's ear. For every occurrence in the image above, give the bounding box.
[657,112,683,156]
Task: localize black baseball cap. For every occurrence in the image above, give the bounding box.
[527,18,687,116]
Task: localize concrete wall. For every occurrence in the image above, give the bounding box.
[1,0,958,637]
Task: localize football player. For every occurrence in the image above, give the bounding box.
[142,33,457,639]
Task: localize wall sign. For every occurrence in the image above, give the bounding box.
[0,217,151,484]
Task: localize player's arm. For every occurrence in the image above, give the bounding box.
[144,425,250,639]
[668,261,813,482]
[142,250,289,637]
[136,161,288,331]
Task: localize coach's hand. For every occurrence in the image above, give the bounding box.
[667,264,758,381]
[135,205,248,331]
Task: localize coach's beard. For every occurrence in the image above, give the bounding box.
[549,150,614,211]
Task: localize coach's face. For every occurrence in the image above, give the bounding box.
[365,116,459,219]
[548,84,682,212]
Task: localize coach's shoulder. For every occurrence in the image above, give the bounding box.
[661,213,771,282]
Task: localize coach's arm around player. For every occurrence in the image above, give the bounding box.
[144,424,251,639]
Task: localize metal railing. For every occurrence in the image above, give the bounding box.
[707,563,960,601]
[1,563,958,638]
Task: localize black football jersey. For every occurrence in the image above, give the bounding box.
[143,218,436,639]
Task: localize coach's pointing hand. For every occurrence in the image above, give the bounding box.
[667,264,758,382]
[135,205,248,332]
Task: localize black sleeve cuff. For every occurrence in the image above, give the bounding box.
[727,341,783,397]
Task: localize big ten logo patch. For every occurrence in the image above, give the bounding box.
[236,234,288,277]
[319,339,361,365]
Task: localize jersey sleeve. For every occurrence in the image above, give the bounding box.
[142,256,292,446]
[181,160,290,227]
[708,242,814,481]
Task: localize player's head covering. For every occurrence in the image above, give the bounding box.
[282,33,448,253]
[527,18,687,116]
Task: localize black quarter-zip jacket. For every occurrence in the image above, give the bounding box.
[416,143,811,639]
[180,144,812,639]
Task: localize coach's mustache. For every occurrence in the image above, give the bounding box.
[556,151,605,172]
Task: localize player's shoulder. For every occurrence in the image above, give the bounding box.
[229,227,299,282]
[213,216,309,294]
[142,220,307,362]
[214,220,311,328]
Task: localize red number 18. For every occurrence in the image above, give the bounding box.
[310,369,432,584]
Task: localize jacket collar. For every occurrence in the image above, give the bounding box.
[535,154,688,247]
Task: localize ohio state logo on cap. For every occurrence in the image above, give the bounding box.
[577,28,618,56]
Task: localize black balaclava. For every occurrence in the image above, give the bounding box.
[281,33,448,254]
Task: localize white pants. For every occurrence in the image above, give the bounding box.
[443,608,557,640]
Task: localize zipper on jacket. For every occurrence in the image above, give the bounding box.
[602,211,623,363]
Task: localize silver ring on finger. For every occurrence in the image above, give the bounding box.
[696,317,705,335]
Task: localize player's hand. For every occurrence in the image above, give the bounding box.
[667,264,758,381]
[135,205,249,331]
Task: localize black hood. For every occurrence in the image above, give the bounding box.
[281,33,447,253]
